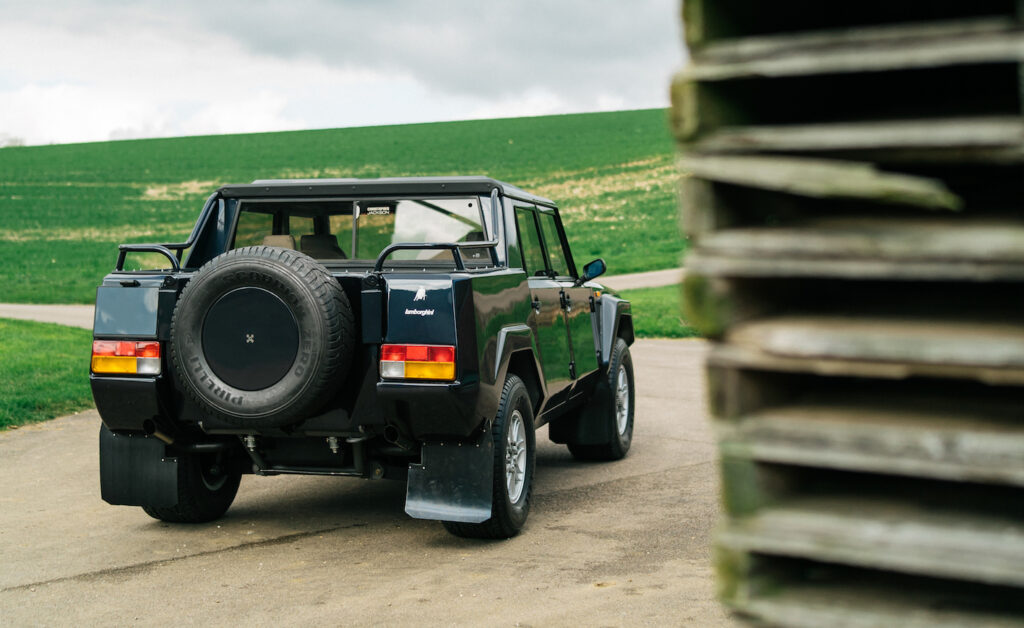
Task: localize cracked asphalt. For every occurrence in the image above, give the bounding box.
[0,339,734,626]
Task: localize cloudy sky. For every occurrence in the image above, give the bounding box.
[0,0,685,146]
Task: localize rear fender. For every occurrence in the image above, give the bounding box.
[93,276,181,432]
[490,325,545,415]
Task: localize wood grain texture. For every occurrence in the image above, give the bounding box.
[677,155,962,209]
[717,400,1024,485]
[720,496,1024,586]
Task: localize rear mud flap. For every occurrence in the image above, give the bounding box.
[99,426,178,507]
[405,430,494,523]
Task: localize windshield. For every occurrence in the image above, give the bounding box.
[231,196,491,265]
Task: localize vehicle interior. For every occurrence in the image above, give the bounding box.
[231,197,495,269]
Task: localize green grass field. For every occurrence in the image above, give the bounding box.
[617,284,698,339]
[0,109,681,304]
[0,318,93,429]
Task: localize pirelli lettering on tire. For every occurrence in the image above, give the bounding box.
[169,246,355,428]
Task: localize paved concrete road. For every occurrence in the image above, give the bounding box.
[0,339,733,627]
[601,268,684,291]
[0,303,95,330]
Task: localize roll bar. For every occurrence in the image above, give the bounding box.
[115,193,221,272]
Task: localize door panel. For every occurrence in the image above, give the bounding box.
[529,278,573,410]
[514,206,574,414]
[533,210,599,394]
[561,283,599,383]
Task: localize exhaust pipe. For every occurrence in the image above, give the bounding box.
[143,419,174,445]
[383,424,414,451]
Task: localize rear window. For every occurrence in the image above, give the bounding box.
[230,197,490,265]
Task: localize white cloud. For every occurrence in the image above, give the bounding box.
[0,1,684,145]
[1,83,166,145]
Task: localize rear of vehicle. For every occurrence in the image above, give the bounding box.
[91,177,631,538]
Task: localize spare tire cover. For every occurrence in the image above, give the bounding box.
[170,246,354,428]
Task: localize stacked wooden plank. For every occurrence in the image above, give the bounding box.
[673,1,1024,625]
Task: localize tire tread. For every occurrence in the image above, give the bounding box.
[169,246,355,428]
[443,375,534,539]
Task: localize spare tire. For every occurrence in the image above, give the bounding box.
[170,246,354,428]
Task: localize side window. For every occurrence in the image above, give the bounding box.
[537,211,570,277]
[233,210,274,248]
[514,208,547,276]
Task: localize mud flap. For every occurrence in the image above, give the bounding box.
[405,430,494,523]
[99,426,178,507]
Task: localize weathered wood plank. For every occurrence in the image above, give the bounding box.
[678,4,1024,624]
[686,250,1024,281]
[729,575,1024,628]
[678,155,962,210]
[695,16,1017,65]
[727,315,1024,370]
[707,341,1024,386]
[720,496,1024,586]
[717,400,1024,486]
[681,0,1020,53]
[698,220,1024,263]
[682,116,1024,158]
[683,27,1024,82]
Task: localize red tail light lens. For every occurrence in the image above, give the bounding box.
[380,344,456,381]
[91,341,161,375]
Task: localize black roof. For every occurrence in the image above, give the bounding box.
[218,176,556,208]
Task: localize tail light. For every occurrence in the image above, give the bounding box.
[91,340,162,375]
[380,344,455,381]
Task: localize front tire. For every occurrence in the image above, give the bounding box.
[142,450,241,523]
[444,374,536,539]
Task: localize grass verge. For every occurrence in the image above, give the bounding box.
[616,284,699,339]
[0,318,93,430]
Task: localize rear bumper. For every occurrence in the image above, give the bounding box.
[91,374,484,440]
[90,375,162,432]
[376,380,481,438]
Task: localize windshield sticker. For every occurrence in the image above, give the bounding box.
[367,207,391,215]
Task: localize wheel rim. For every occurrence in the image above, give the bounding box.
[615,365,630,435]
[199,454,228,492]
[505,409,527,503]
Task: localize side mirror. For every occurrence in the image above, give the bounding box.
[578,258,606,285]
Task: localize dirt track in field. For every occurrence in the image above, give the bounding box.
[0,339,735,626]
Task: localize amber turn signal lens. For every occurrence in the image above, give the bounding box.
[380,344,456,381]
